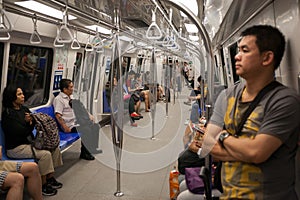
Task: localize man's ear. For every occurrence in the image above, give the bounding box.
[262,51,274,66]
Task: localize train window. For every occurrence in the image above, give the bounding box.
[228,42,239,83]
[0,43,4,90]
[220,48,228,86]
[73,52,83,87]
[7,44,53,108]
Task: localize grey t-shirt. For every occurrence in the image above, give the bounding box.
[213,82,300,200]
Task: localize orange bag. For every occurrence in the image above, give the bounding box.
[169,167,179,199]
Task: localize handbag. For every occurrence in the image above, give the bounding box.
[178,148,205,174]
[185,167,205,194]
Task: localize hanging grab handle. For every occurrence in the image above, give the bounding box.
[0,8,11,32]
[71,29,81,49]
[0,8,11,40]
[53,26,64,47]
[92,27,104,53]
[85,33,93,52]
[30,15,42,44]
[57,9,73,43]
[146,9,162,40]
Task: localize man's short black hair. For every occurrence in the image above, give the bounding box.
[241,25,285,70]
[59,79,72,91]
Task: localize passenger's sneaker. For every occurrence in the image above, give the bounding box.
[183,101,191,105]
[131,122,138,127]
[42,184,57,196]
[80,152,95,160]
[47,177,63,189]
[184,119,190,125]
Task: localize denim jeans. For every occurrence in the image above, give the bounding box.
[190,102,200,124]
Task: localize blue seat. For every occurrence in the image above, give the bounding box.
[103,90,111,113]
[0,105,80,161]
[0,125,35,162]
[34,105,80,151]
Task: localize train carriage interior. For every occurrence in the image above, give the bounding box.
[0,0,299,199]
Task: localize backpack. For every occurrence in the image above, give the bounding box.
[31,112,60,151]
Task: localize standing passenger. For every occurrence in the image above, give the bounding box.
[189,25,300,199]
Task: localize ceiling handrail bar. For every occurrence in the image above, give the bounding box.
[30,14,42,44]
[57,6,73,43]
[146,8,162,40]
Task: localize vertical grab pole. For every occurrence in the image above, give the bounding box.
[110,7,124,197]
[150,48,157,140]
[164,57,170,117]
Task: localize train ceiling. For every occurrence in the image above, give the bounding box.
[2,0,233,53]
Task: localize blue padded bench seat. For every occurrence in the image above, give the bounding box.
[0,125,35,162]
[34,105,80,151]
[0,105,80,162]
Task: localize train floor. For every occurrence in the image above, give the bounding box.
[42,86,192,200]
[3,84,300,200]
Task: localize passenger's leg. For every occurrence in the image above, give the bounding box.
[183,124,193,148]
[19,162,43,200]
[190,102,200,124]
[2,172,24,200]
[129,97,138,126]
[143,90,150,112]
[33,149,58,195]
[80,143,95,160]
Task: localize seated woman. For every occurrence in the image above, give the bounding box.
[134,73,150,112]
[0,159,43,200]
[1,84,63,196]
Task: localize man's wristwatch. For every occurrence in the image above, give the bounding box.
[219,132,230,148]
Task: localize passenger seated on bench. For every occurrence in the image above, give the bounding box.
[114,77,142,127]
[53,79,101,161]
[126,70,142,113]
[1,84,62,196]
[0,158,43,200]
[0,143,43,199]
[134,73,150,112]
[183,102,206,148]
[184,76,207,105]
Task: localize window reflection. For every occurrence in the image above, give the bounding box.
[8,44,53,107]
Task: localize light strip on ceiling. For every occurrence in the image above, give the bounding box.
[177,0,198,17]
[189,35,199,41]
[184,23,198,33]
[85,25,111,35]
[15,0,77,20]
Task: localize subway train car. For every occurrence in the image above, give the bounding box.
[0,0,299,199]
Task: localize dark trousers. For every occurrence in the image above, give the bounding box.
[71,127,91,155]
[178,148,205,174]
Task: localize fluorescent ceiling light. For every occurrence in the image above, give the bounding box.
[189,35,199,41]
[177,0,198,17]
[119,35,133,42]
[85,25,111,35]
[184,23,198,33]
[15,0,76,20]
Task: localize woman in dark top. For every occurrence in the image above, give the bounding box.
[1,84,62,196]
